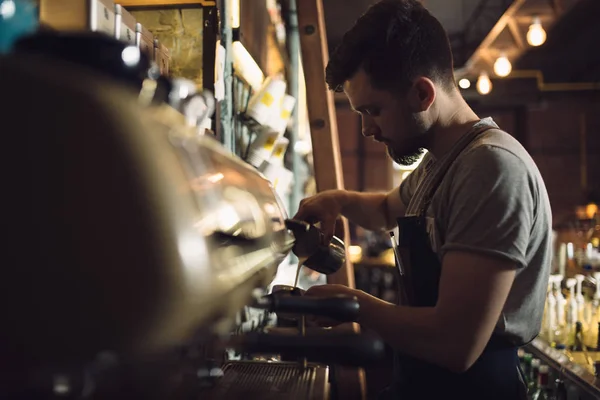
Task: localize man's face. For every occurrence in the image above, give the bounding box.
[344,69,427,166]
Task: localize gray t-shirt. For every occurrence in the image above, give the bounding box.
[398,118,552,344]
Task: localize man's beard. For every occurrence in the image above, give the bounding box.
[387,146,425,166]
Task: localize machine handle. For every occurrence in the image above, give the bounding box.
[236,333,385,367]
[265,294,360,322]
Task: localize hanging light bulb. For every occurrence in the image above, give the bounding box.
[527,16,546,47]
[476,72,492,95]
[493,54,512,77]
[458,78,471,89]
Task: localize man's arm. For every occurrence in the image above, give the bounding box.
[353,251,516,372]
[337,188,406,231]
[308,145,536,371]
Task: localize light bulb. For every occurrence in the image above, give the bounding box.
[493,54,512,77]
[527,17,546,47]
[458,78,471,89]
[476,72,492,95]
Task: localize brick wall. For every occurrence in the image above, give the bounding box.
[129,7,204,86]
[337,98,600,226]
[473,100,600,226]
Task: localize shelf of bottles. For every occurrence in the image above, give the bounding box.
[524,211,600,399]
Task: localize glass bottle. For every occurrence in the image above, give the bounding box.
[522,353,533,386]
[528,358,541,395]
[555,379,567,400]
[531,365,554,400]
[572,321,585,351]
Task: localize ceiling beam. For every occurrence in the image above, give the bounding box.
[507,19,525,49]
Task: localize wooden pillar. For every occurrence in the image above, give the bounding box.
[297,1,366,399]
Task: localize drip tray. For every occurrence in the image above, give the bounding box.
[202,361,329,400]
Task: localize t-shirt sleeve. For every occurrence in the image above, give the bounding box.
[440,145,535,268]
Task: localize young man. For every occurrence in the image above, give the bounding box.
[293,1,552,398]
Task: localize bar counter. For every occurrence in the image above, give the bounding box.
[526,338,600,399]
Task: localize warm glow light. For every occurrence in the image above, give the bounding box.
[586,203,598,219]
[527,17,546,47]
[458,78,471,89]
[349,245,363,263]
[493,54,512,77]
[232,41,264,91]
[121,46,140,67]
[229,0,240,29]
[476,72,492,95]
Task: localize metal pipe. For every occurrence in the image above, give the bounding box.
[287,0,301,264]
[218,0,234,152]
[287,0,301,216]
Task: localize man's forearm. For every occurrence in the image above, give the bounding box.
[354,290,469,372]
[337,191,391,231]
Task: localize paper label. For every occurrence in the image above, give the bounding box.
[263,136,277,151]
[121,24,136,44]
[260,92,274,107]
[214,43,226,101]
[94,1,115,36]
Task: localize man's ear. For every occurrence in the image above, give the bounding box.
[407,77,436,112]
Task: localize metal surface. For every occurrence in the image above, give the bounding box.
[218,0,235,152]
[1,53,294,367]
[286,0,302,224]
[202,361,329,400]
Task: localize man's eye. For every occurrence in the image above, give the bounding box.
[367,109,380,116]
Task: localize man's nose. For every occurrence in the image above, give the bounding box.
[361,116,380,137]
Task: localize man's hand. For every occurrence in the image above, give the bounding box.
[293,190,347,243]
[304,284,363,327]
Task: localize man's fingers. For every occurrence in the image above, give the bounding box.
[320,218,336,245]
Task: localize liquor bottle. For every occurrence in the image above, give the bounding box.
[554,275,568,345]
[565,279,578,347]
[523,353,533,385]
[528,358,541,395]
[531,365,554,400]
[555,379,567,400]
[572,321,585,351]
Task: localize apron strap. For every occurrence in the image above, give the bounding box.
[406,123,497,217]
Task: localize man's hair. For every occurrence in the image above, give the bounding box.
[326,0,456,94]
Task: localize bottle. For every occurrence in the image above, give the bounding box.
[528,358,541,395]
[523,353,533,386]
[572,321,585,351]
[531,365,554,400]
[586,272,600,348]
[565,278,578,347]
[555,379,567,400]
[546,277,557,342]
[575,274,587,329]
[554,276,568,346]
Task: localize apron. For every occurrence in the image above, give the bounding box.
[381,122,528,400]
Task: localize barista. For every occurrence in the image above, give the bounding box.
[293,1,552,399]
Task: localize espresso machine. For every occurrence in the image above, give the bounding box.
[0,33,383,399]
